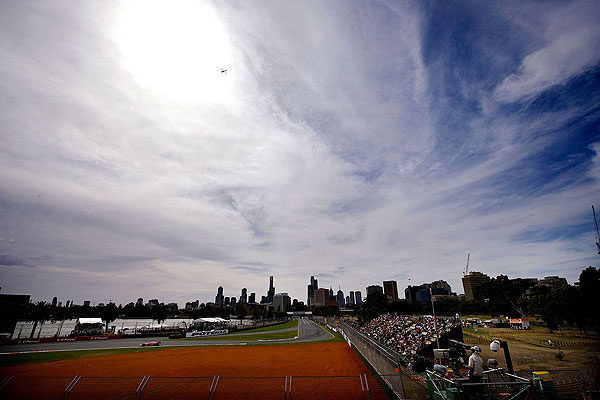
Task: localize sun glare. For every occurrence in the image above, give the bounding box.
[116,0,234,104]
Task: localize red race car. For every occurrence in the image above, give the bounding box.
[140,341,161,347]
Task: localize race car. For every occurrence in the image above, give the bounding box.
[140,341,161,347]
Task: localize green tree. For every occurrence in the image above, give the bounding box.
[150,304,168,325]
[26,301,51,338]
[235,301,246,324]
[100,303,121,333]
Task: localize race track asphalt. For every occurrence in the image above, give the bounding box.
[0,318,334,354]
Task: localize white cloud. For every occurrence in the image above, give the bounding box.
[494,1,600,102]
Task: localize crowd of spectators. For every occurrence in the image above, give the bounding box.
[343,314,460,356]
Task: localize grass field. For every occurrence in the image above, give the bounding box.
[462,326,600,373]
[0,348,160,368]
[184,330,297,341]
[231,320,298,333]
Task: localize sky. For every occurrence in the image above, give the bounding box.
[1,0,599,306]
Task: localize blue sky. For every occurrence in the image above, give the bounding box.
[0,0,599,305]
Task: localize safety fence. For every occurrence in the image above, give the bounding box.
[337,320,427,400]
[0,374,396,400]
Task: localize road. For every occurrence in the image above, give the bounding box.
[0,318,334,354]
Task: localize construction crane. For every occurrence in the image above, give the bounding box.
[593,205,600,254]
[464,253,470,275]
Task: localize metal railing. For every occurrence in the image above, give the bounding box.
[0,375,388,400]
[337,320,428,400]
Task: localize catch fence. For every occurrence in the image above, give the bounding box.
[0,375,394,400]
[337,320,427,400]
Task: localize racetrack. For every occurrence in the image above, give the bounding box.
[0,318,333,355]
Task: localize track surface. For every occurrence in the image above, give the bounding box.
[0,318,333,354]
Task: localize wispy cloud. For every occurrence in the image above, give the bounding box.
[0,0,598,304]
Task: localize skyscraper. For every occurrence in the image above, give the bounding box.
[462,271,490,301]
[273,293,291,312]
[336,289,345,307]
[268,276,275,303]
[249,292,256,304]
[366,285,383,297]
[241,288,247,304]
[383,280,399,302]
[355,291,362,304]
[313,288,329,306]
[308,276,318,305]
[349,291,355,305]
[215,286,224,306]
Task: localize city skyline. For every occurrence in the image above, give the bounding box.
[1,1,599,305]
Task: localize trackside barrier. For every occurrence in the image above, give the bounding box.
[63,375,81,399]
[0,375,392,400]
[338,320,415,399]
[0,376,14,390]
[136,376,150,400]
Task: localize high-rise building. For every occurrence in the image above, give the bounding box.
[329,287,334,301]
[241,288,247,304]
[349,291,355,305]
[345,295,351,305]
[267,276,275,303]
[336,289,345,307]
[355,291,362,304]
[52,297,57,307]
[224,297,230,306]
[313,288,329,306]
[308,276,318,305]
[136,298,143,307]
[83,300,91,307]
[431,280,452,295]
[215,286,224,306]
[462,271,490,301]
[231,297,236,307]
[405,284,431,304]
[249,292,256,304]
[273,293,291,312]
[366,285,383,297]
[383,280,399,302]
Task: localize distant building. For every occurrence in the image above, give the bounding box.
[83,300,91,307]
[224,297,230,307]
[148,299,159,307]
[0,293,30,338]
[355,291,362,304]
[249,292,256,304]
[167,302,178,311]
[345,295,351,305]
[405,284,431,304]
[462,271,490,301]
[308,276,318,305]
[313,288,329,306]
[241,288,247,304]
[431,280,452,295]
[185,300,199,310]
[215,286,224,307]
[136,298,143,307]
[51,297,57,307]
[336,289,345,307]
[230,297,236,307]
[539,276,568,289]
[366,285,383,297]
[349,291,355,305]
[273,293,291,312]
[267,276,275,303]
[383,280,399,302]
